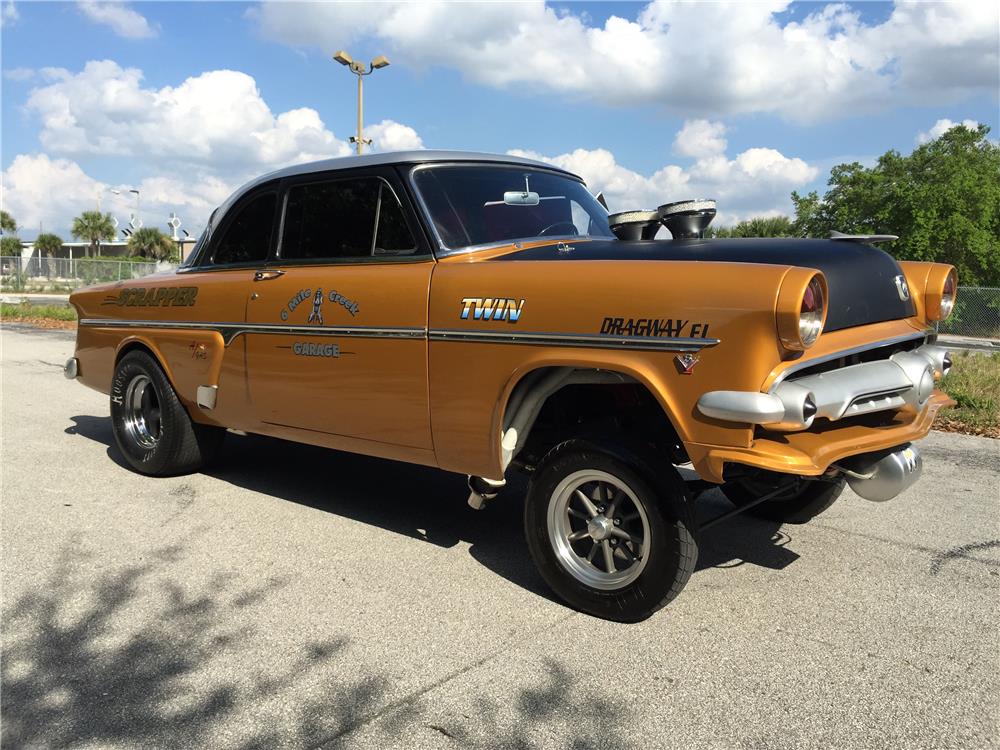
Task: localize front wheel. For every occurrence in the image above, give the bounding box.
[111,350,224,476]
[524,440,698,622]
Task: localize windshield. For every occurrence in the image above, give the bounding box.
[411,165,614,253]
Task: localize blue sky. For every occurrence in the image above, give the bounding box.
[2,1,997,239]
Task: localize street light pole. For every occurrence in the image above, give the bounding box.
[332,51,390,155]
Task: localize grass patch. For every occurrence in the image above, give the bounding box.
[939,351,1000,438]
[1,301,77,328]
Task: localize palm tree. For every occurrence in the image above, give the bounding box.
[34,232,64,278]
[0,210,16,235]
[709,216,796,238]
[127,227,175,261]
[71,211,116,257]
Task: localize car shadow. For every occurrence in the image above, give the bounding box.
[65,416,799,601]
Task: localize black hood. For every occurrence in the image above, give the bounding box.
[494,238,915,333]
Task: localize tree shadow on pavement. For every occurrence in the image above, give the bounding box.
[3,539,637,749]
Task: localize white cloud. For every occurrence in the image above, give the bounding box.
[250,0,999,122]
[673,120,727,158]
[24,60,356,172]
[9,61,428,239]
[77,1,156,39]
[510,123,819,225]
[366,119,424,152]
[916,118,981,144]
[3,67,34,82]
[1,154,234,241]
[1,0,18,27]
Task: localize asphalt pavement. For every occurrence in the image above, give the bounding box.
[2,324,998,749]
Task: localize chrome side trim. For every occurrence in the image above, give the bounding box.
[79,319,425,346]
[769,331,929,389]
[80,318,720,353]
[430,329,719,352]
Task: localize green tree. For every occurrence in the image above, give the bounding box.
[71,211,116,258]
[791,124,1000,285]
[34,233,64,278]
[1,235,23,256]
[710,215,796,238]
[1,210,16,235]
[127,227,175,261]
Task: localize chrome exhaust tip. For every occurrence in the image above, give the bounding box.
[64,357,79,379]
[837,444,922,502]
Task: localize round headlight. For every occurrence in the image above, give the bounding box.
[799,276,825,348]
[939,270,956,319]
[924,265,958,321]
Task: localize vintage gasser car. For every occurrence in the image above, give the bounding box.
[67,151,957,622]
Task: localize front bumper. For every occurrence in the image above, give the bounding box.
[692,390,953,483]
[697,343,950,432]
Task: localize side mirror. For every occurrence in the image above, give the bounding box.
[503,191,540,206]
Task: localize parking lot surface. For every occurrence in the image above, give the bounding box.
[2,324,998,749]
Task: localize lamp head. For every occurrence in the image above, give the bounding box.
[371,55,390,69]
[332,50,353,66]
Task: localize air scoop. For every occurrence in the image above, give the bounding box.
[659,199,716,239]
[608,210,661,240]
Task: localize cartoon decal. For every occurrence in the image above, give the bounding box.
[600,317,711,339]
[103,287,198,307]
[460,297,525,323]
[280,288,359,321]
[307,288,325,325]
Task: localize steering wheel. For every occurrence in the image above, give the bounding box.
[537,221,579,237]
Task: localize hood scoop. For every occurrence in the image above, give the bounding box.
[608,199,718,240]
[658,199,716,239]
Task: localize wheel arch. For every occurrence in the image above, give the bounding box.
[493,360,688,477]
[115,336,179,389]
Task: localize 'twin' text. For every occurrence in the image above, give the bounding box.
[460,297,525,323]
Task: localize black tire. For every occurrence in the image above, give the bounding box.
[720,473,845,524]
[110,350,224,476]
[524,439,698,622]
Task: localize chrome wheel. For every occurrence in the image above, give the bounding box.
[547,469,651,590]
[122,374,161,450]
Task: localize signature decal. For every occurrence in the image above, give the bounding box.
[600,317,711,339]
[103,287,198,307]
[460,297,525,323]
[281,288,359,322]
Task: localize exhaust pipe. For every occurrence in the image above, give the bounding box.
[836,444,922,502]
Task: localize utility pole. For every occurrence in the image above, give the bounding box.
[332,51,390,155]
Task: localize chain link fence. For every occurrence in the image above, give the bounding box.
[1,255,165,293]
[2,254,998,341]
[939,286,1000,341]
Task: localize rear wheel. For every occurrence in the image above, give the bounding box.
[111,350,224,476]
[721,473,845,524]
[524,440,698,622]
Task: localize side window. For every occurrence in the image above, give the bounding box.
[282,179,379,261]
[281,177,419,261]
[212,192,277,265]
[374,183,418,256]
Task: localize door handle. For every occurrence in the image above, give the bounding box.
[253,269,285,282]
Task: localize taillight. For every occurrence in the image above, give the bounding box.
[799,276,825,347]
